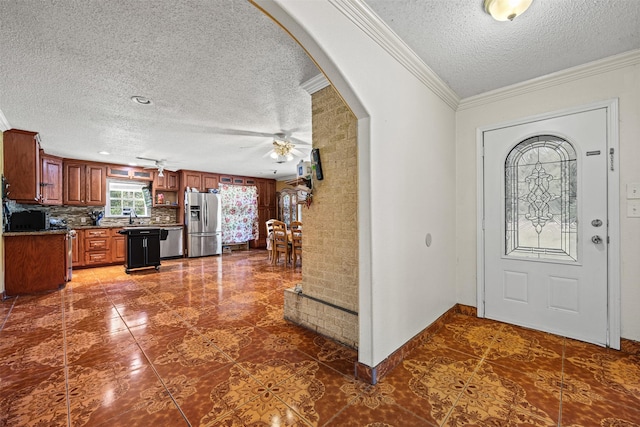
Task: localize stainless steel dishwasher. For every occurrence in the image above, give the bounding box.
[160,226,184,259]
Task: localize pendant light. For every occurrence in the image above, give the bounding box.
[484,0,532,21]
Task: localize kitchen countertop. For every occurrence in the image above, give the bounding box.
[3,229,70,237]
[72,223,183,229]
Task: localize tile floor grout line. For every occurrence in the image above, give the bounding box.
[558,337,565,427]
[121,302,193,426]
[439,322,505,426]
[60,285,72,427]
[0,295,18,331]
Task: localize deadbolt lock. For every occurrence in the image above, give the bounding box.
[591,219,603,227]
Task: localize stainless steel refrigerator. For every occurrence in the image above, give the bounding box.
[185,192,222,257]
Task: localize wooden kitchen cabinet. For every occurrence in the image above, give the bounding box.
[154,170,179,190]
[2,129,42,204]
[255,178,277,248]
[183,170,202,190]
[83,228,111,265]
[202,173,219,191]
[153,171,180,207]
[63,161,106,206]
[72,230,84,267]
[111,229,126,263]
[107,165,153,181]
[4,232,67,296]
[40,153,63,205]
[182,171,219,191]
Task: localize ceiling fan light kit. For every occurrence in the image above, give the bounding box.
[271,138,296,163]
[484,0,532,21]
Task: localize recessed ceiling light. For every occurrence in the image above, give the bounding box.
[131,95,152,105]
[128,162,137,166]
[98,151,110,155]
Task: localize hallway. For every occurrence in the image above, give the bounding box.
[1,251,638,426]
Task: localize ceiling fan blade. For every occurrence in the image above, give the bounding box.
[291,148,307,157]
[208,127,274,138]
[289,137,311,146]
[136,156,161,162]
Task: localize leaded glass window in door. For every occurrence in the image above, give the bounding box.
[505,135,577,261]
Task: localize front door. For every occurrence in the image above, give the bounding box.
[483,107,609,346]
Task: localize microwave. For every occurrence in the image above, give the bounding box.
[9,210,50,232]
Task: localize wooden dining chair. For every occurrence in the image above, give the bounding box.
[271,220,288,265]
[265,219,276,261]
[290,227,302,267]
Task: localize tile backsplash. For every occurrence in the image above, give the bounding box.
[6,201,178,228]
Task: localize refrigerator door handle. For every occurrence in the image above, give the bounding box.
[204,197,208,229]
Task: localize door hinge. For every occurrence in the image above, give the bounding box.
[607,236,610,244]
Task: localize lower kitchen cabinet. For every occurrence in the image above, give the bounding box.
[4,232,67,296]
[111,229,126,263]
[84,228,111,266]
[72,230,83,267]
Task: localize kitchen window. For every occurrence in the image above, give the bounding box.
[106,180,151,217]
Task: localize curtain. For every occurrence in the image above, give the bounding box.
[219,184,258,244]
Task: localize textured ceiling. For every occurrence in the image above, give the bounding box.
[0,1,319,179]
[1,1,639,179]
[365,0,640,98]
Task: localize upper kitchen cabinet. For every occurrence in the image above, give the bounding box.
[40,153,63,205]
[154,170,179,190]
[181,171,218,191]
[183,170,202,190]
[152,170,180,207]
[2,129,42,204]
[63,160,106,206]
[219,175,257,186]
[202,173,219,191]
[107,165,153,181]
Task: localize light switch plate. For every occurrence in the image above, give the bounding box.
[627,183,640,199]
[627,200,640,217]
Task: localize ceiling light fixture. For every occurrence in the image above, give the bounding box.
[484,0,532,21]
[98,151,110,155]
[131,95,152,105]
[270,138,295,163]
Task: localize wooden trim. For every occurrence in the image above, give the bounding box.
[355,304,476,384]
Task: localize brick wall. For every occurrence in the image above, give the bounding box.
[284,85,359,348]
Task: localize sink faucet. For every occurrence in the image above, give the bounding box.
[129,209,138,225]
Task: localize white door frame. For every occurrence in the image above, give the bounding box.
[476,99,620,348]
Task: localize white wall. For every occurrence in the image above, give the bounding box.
[456,58,640,341]
[257,0,457,367]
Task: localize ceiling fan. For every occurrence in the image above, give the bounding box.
[136,156,173,177]
[269,133,301,163]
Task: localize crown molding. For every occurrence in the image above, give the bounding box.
[458,49,640,111]
[0,107,10,131]
[301,74,331,95]
[329,0,459,110]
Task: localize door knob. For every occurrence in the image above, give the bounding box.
[591,235,602,244]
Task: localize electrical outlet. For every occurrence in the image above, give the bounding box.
[155,217,160,222]
[164,216,170,221]
[81,217,86,223]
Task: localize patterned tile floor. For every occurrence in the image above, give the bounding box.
[1,250,639,426]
